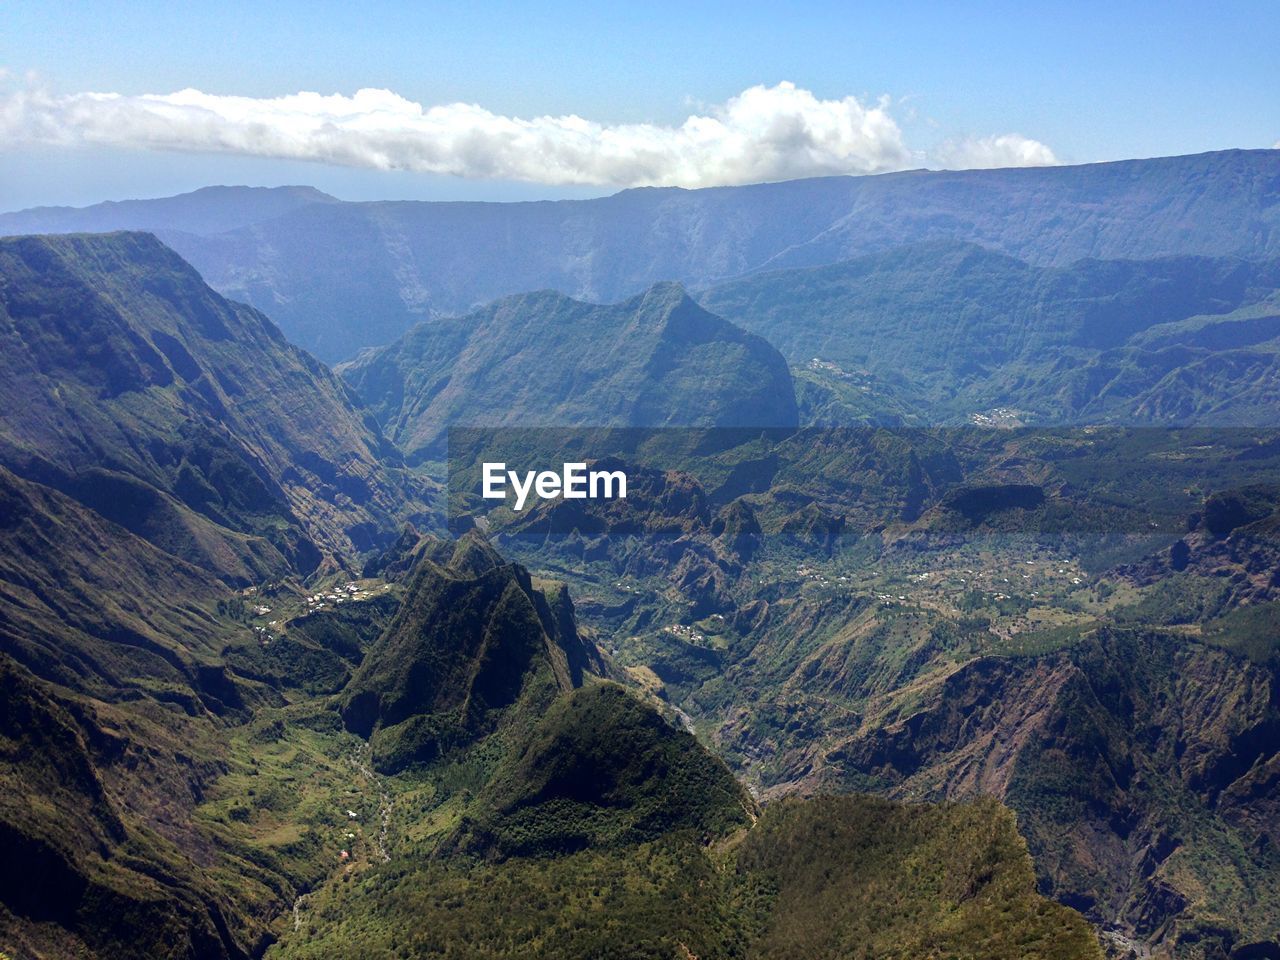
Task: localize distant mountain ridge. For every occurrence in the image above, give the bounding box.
[0,185,336,238]
[699,241,1280,425]
[3,150,1277,361]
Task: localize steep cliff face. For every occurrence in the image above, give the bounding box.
[758,630,1280,955]
[0,656,254,960]
[1126,485,1280,610]
[0,463,229,699]
[0,232,429,958]
[0,232,420,577]
[339,535,607,772]
[0,467,271,959]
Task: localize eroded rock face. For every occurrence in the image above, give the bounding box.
[1124,485,1280,607]
[770,629,1280,953]
[496,462,757,616]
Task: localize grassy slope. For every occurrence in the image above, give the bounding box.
[266,790,1101,960]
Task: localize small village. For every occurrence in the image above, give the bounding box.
[304,581,374,611]
[234,577,393,648]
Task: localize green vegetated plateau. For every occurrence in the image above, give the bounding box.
[4,150,1280,959]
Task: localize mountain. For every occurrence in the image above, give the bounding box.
[339,282,799,463]
[0,230,413,958]
[0,459,281,959]
[339,534,609,772]
[471,424,1280,956]
[699,242,1280,425]
[0,185,336,239]
[0,232,422,579]
[4,151,1277,361]
[274,791,1102,960]
[6,160,1280,958]
[0,473,1104,960]
[813,629,1280,954]
[452,682,753,857]
[0,463,230,701]
[267,535,1099,960]
[0,482,1105,960]
[0,654,250,960]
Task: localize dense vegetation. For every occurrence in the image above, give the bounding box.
[268,793,1100,960]
[4,155,1280,958]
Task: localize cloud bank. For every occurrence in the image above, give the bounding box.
[1,79,1057,188]
[930,133,1058,170]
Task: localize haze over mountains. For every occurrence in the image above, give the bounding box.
[701,241,1280,425]
[4,149,1277,362]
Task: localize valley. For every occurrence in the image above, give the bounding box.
[2,150,1279,959]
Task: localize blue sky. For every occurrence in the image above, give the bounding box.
[2,0,1277,210]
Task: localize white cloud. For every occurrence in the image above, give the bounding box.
[0,78,1058,188]
[928,134,1059,170]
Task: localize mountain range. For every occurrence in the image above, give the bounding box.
[3,150,1280,959]
[0,232,425,582]
[0,226,1114,960]
[3,150,1277,362]
[699,241,1280,425]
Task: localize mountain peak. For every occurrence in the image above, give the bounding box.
[638,278,689,302]
[342,283,799,462]
[339,543,601,771]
